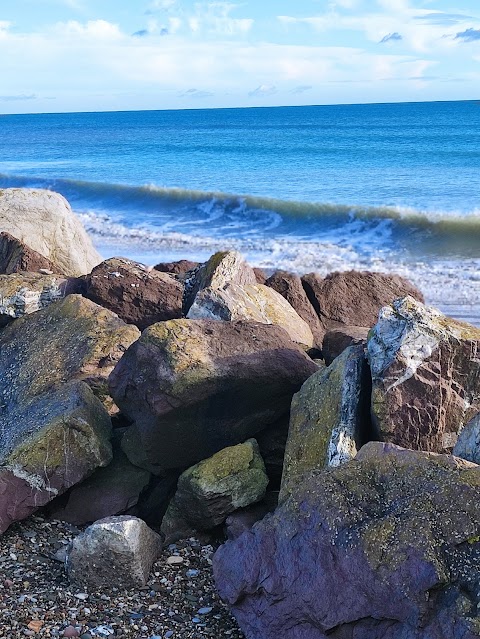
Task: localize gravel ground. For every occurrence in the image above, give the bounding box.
[0,516,244,639]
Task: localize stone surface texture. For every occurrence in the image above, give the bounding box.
[214,442,480,639]
[302,270,424,331]
[266,270,325,349]
[187,283,314,348]
[280,344,370,502]
[368,296,480,453]
[0,294,140,410]
[109,319,317,473]
[0,381,112,533]
[84,257,184,330]
[0,188,101,276]
[48,444,151,526]
[67,516,162,589]
[161,439,268,538]
[183,251,256,312]
[0,231,60,275]
[454,413,480,464]
[322,325,369,366]
[0,273,73,322]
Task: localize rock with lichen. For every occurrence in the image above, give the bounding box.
[0,381,112,534]
[161,440,268,541]
[187,283,314,348]
[214,442,480,639]
[0,188,101,276]
[0,294,140,532]
[109,319,317,474]
[280,344,371,502]
[0,294,140,410]
[368,296,480,453]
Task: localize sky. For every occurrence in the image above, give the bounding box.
[0,0,479,113]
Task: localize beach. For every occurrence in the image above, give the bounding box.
[1,101,479,325]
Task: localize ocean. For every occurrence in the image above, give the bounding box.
[1,101,479,324]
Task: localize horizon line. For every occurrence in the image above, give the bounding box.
[2,97,479,117]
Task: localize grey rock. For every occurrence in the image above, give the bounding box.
[454,413,480,464]
[67,516,162,589]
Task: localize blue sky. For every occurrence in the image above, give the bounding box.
[1,0,479,113]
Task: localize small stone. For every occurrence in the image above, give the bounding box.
[63,627,80,638]
[166,556,184,565]
[74,593,89,601]
[198,606,213,615]
[27,620,44,633]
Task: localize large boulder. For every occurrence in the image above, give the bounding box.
[161,439,268,540]
[47,443,151,526]
[0,273,75,324]
[0,231,61,274]
[0,381,112,534]
[110,319,318,473]
[280,345,371,502]
[67,516,162,589]
[302,270,424,331]
[0,294,140,410]
[214,442,480,639]
[187,283,314,348]
[0,188,101,276]
[183,250,256,312]
[368,296,480,453]
[266,270,325,349]
[322,325,369,366]
[84,257,184,331]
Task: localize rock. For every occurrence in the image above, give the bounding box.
[0,381,112,534]
[187,283,314,348]
[322,325,369,366]
[154,259,199,276]
[0,232,61,275]
[266,270,325,349]
[161,440,268,540]
[0,273,76,324]
[453,413,480,463]
[225,492,278,541]
[0,188,101,276]
[47,444,151,526]
[67,516,162,589]
[280,345,371,502]
[109,319,317,473]
[0,294,140,410]
[253,267,268,285]
[214,442,480,639]
[183,251,256,312]
[368,296,480,453]
[84,257,184,331]
[302,270,424,331]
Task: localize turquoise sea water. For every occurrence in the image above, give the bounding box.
[0,101,479,321]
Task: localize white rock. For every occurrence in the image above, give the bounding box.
[0,188,101,276]
[67,516,162,589]
[188,283,314,348]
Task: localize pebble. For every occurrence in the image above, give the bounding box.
[0,515,244,638]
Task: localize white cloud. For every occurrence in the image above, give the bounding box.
[148,0,178,10]
[55,20,123,39]
[249,84,277,97]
